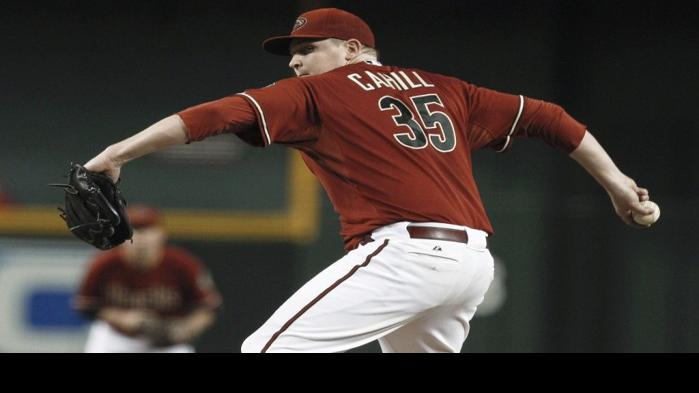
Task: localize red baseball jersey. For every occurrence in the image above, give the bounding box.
[180,61,586,250]
[74,246,221,318]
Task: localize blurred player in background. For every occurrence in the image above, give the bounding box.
[73,204,221,353]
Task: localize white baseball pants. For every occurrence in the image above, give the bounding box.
[242,222,494,353]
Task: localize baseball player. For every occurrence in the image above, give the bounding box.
[74,204,221,353]
[83,8,653,352]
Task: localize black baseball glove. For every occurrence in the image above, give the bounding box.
[51,163,133,250]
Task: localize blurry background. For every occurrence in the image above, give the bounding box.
[0,0,697,352]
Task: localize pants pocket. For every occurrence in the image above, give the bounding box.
[406,250,459,262]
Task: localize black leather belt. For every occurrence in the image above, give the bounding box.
[359,225,471,246]
[406,225,469,244]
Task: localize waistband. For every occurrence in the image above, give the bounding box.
[359,222,488,249]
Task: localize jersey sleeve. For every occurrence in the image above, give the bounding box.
[237,77,320,146]
[464,82,586,153]
[177,95,264,146]
[510,98,587,153]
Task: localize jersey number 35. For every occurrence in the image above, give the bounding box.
[379,93,456,153]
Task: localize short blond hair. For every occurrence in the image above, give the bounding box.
[330,38,380,61]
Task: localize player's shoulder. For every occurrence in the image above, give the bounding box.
[247,66,354,94]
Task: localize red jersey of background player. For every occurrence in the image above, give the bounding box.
[75,246,221,319]
[180,61,586,250]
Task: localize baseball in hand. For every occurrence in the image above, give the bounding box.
[632,200,660,226]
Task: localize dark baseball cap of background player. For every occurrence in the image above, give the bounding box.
[122,204,166,271]
[262,8,377,57]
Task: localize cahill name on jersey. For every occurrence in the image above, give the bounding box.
[347,69,435,91]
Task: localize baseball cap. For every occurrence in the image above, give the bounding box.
[126,204,162,229]
[263,8,375,56]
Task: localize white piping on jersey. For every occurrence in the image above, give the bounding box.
[496,95,525,153]
[237,92,272,146]
[364,60,383,66]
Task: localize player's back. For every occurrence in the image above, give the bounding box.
[301,62,493,246]
[243,61,500,249]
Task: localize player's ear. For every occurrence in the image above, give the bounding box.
[344,39,362,61]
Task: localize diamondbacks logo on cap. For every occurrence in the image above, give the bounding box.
[293,17,307,32]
